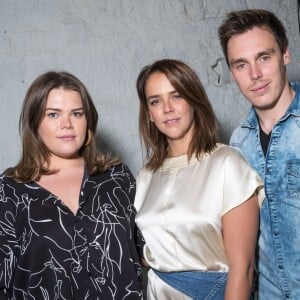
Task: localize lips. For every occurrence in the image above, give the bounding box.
[250,82,269,94]
[57,135,76,141]
[164,118,179,125]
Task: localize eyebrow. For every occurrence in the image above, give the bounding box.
[146,90,178,102]
[146,95,159,102]
[45,107,85,111]
[230,48,276,67]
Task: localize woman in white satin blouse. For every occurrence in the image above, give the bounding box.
[134,59,264,300]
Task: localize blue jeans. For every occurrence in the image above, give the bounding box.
[153,270,228,300]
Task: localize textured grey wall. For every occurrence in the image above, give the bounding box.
[0,0,299,175]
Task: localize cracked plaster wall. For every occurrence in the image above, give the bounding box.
[0,0,299,174]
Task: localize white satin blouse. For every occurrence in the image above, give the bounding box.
[135,144,264,273]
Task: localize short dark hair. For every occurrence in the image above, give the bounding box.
[218,9,288,66]
[136,59,218,170]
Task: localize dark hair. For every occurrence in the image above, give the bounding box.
[136,59,218,170]
[6,71,119,182]
[218,9,288,66]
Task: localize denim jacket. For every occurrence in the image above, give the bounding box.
[230,81,300,299]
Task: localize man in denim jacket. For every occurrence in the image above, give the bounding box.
[218,9,300,299]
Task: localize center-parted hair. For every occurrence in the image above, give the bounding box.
[218,9,288,66]
[7,71,119,182]
[136,59,218,171]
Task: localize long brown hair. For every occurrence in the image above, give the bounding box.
[6,71,119,182]
[218,9,288,66]
[136,59,218,171]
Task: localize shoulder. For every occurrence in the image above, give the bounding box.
[112,164,135,182]
[230,125,250,146]
[213,146,264,212]
[211,143,246,162]
[207,144,254,175]
[92,163,133,177]
[212,144,261,180]
[136,165,154,184]
[91,163,136,188]
[290,81,300,109]
[291,80,300,93]
[229,107,258,146]
[0,175,27,211]
[0,174,24,191]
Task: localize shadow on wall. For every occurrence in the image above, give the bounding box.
[95,132,121,159]
[95,130,131,161]
[218,125,230,145]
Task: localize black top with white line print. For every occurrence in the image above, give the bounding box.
[0,164,144,299]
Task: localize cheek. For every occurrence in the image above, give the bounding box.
[83,120,88,133]
[38,124,50,140]
[147,107,157,122]
[79,121,88,139]
[182,103,194,119]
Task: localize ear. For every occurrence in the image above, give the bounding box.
[148,111,154,122]
[283,48,291,66]
[84,129,93,146]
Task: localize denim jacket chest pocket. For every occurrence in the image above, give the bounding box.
[287,160,300,203]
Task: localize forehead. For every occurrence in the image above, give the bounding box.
[227,27,279,61]
[46,88,83,107]
[145,72,174,95]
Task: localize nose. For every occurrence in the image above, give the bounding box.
[60,115,74,129]
[163,99,174,114]
[249,63,262,81]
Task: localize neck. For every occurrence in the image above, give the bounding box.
[167,142,189,157]
[45,155,84,171]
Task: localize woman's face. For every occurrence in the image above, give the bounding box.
[145,71,195,156]
[38,88,87,161]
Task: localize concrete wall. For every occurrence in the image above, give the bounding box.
[0,0,299,175]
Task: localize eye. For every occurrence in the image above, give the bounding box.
[171,93,182,100]
[47,112,58,118]
[260,55,270,62]
[72,111,85,118]
[235,63,246,70]
[148,98,160,106]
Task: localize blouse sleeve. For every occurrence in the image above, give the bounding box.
[0,178,18,298]
[222,149,265,215]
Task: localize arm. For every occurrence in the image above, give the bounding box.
[222,193,259,300]
[134,225,147,266]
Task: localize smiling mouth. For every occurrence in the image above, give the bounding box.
[250,82,269,93]
[164,118,179,125]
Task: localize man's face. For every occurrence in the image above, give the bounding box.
[227,26,290,112]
